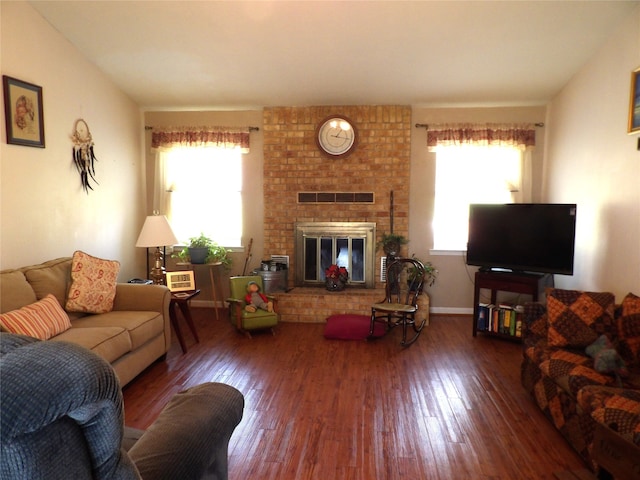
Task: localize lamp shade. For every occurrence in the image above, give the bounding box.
[135,215,178,248]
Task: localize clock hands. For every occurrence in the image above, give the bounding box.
[330,129,350,140]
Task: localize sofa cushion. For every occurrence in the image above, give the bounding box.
[547,289,615,348]
[618,292,640,366]
[22,258,72,306]
[0,270,38,314]
[66,251,120,314]
[0,294,71,340]
[539,348,616,395]
[51,326,131,363]
[71,311,164,350]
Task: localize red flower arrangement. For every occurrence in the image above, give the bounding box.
[325,264,348,280]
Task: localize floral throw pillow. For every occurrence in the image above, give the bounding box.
[547,289,615,348]
[65,251,120,314]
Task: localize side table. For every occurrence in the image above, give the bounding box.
[592,421,640,479]
[176,262,224,321]
[170,289,200,353]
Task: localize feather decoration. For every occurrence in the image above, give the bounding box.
[71,119,99,193]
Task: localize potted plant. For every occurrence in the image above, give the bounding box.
[324,264,349,292]
[407,254,438,288]
[174,233,232,267]
[376,232,408,257]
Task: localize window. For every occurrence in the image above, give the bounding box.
[432,144,526,251]
[159,146,242,247]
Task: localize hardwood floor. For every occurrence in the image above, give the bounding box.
[123,308,587,479]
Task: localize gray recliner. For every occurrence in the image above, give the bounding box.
[0,333,244,480]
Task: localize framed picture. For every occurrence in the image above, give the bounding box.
[166,270,196,292]
[3,75,45,147]
[628,67,640,134]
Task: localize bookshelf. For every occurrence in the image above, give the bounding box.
[472,270,553,340]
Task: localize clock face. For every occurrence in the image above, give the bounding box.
[316,115,357,158]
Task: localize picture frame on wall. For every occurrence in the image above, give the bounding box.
[628,67,640,134]
[166,270,196,292]
[2,75,45,148]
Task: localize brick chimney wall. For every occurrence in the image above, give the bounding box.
[261,105,423,323]
[263,105,412,292]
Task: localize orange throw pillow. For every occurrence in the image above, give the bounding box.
[65,251,120,314]
[0,294,71,340]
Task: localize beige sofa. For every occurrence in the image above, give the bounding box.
[0,257,171,387]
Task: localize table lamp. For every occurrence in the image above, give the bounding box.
[135,214,179,285]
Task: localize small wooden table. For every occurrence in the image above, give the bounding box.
[176,262,224,321]
[592,422,640,479]
[169,289,200,353]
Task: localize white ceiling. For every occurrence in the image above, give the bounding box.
[29,0,638,110]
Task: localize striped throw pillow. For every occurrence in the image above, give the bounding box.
[0,294,71,340]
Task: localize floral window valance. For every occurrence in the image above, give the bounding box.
[151,126,251,153]
[426,123,536,151]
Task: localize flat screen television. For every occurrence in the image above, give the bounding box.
[466,203,577,275]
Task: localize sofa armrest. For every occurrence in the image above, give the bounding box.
[522,302,549,348]
[113,284,171,353]
[128,383,244,480]
[113,284,170,313]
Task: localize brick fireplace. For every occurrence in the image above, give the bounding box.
[262,105,414,322]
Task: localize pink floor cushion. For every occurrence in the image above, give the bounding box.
[324,314,386,340]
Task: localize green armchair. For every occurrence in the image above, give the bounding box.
[227,275,278,338]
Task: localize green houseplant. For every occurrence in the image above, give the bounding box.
[376,232,408,257]
[174,233,232,267]
[407,254,438,287]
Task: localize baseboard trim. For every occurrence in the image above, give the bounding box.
[430,307,473,315]
[189,301,472,315]
[190,300,223,308]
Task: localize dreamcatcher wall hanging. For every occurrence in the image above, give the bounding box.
[71,118,99,193]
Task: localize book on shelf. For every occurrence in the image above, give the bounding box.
[498,303,514,335]
[487,304,495,332]
[514,305,524,337]
[476,302,524,338]
[477,303,489,330]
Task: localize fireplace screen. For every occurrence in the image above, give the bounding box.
[295,222,376,288]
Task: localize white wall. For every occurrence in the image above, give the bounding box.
[544,7,640,299]
[0,2,144,280]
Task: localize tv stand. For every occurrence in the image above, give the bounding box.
[472,270,554,340]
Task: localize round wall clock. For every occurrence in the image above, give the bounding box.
[315,115,358,158]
